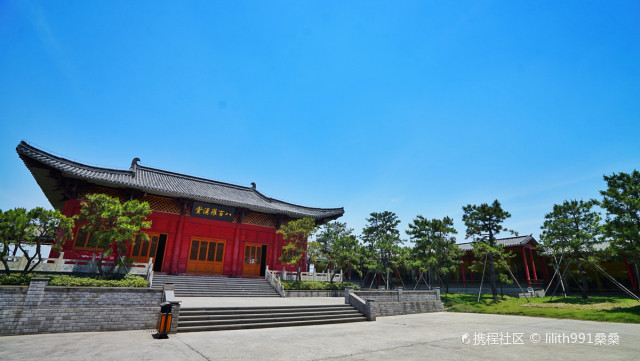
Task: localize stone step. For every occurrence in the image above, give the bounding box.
[181,304,353,312]
[151,274,279,297]
[180,314,364,327]
[177,316,366,333]
[181,310,360,321]
[174,293,281,297]
[177,304,366,332]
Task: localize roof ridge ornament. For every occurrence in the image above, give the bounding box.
[130,157,141,174]
[251,182,256,190]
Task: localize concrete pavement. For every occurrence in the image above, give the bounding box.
[1,312,639,361]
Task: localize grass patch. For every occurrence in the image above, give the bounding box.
[281,280,360,291]
[442,293,640,324]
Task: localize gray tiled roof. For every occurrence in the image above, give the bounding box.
[457,235,536,251]
[16,141,344,220]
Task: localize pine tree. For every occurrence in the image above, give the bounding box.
[462,200,513,301]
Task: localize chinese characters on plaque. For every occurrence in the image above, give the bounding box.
[191,201,236,222]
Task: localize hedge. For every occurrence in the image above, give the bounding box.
[281,280,360,291]
[0,273,149,287]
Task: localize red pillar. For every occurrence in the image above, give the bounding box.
[522,246,531,286]
[623,256,637,290]
[541,255,549,282]
[528,248,538,281]
[231,222,242,276]
[170,213,186,274]
[467,254,474,281]
[271,234,278,271]
[461,256,466,287]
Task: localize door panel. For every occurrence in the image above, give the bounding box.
[242,243,266,277]
[132,234,160,264]
[186,238,225,275]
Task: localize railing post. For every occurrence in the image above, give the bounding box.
[147,257,154,286]
[18,255,28,270]
[54,252,65,272]
[365,300,376,321]
[344,286,354,304]
[163,283,181,334]
[90,254,97,273]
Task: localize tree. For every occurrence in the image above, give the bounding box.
[0,207,74,275]
[540,199,602,299]
[361,211,402,289]
[74,194,152,279]
[600,170,640,289]
[277,217,318,281]
[462,200,512,301]
[315,221,360,282]
[406,215,464,293]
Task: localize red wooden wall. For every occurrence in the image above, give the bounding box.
[53,199,300,276]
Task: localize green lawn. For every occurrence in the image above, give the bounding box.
[441,293,640,323]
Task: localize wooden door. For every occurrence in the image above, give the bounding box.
[242,243,264,277]
[186,238,225,275]
[131,234,166,269]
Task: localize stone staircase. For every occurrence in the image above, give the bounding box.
[177,304,366,332]
[150,274,280,297]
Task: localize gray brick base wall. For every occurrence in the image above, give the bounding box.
[0,307,158,335]
[285,290,343,297]
[346,287,444,318]
[0,278,163,336]
[372,300,444,316]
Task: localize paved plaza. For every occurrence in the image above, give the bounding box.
[1,311,638,361]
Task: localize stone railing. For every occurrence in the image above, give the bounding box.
[271,268,343,282]
[344,287,376,321]
[265,266,285,297]
[2,252,153,279]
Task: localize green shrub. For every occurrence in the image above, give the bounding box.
[48,274,148,287]
[0,273,36,285]
[0,273,148,287]
[281,280,360,291]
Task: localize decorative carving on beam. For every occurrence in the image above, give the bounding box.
[49,170,89,201]
[236,208,249,224]
[124,188,145,201]
[174,198,193,216]
[274,214,285,229]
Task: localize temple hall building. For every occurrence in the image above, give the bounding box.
[16,141,344,277]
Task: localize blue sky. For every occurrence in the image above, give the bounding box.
[1,1,639,244]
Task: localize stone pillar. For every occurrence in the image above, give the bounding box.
[344,287,354,304]
[24,278,49,309]
[365,300,376,321]
[397,286,403,302]
[162,283,181,334]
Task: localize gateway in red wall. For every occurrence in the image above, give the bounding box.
[16,141,344,277]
